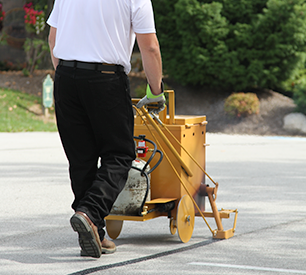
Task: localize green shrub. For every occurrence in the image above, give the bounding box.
[293,87,306,115]
[153,0,306,91]
[280,67,306,115]
[23,38,49,76]
[224,92,260,117]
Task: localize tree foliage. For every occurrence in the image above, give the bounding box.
[153,0,306,91]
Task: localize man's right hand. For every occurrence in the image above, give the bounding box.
[136,84,166,114]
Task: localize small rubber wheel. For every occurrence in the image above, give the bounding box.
[169,218,177,235]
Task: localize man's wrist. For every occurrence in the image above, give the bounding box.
[147,82,164,98]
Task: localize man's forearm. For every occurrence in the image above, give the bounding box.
[51,54,59,70]
[141,49,163,95]
[48,27,59,70]
[136,33,163,95]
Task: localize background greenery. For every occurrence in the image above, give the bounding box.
[0,88,57,132]
[153,0,306,114]
[1,0,306,131]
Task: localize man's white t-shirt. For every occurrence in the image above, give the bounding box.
[47,0,156,74]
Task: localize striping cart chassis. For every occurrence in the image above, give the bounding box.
[105,90,238,243]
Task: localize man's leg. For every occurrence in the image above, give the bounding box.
[54,67,105,257]
[54,67,135,257]
[75,71,136,239]
[54,67,100,210]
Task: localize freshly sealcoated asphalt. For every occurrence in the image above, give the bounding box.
[0,132,305,275]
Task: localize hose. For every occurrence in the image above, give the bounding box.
[133,135,163,175]
[130,165,150,216]
[147,149,163,174]
[132,136,163,216]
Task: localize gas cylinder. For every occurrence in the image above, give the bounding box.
[110,159,151,216]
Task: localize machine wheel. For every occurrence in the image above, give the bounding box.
[169,218,177,235]
[106,220,123,240]
[177,195,195,243]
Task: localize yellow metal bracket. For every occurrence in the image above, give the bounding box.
[199,208,238,239]
[213,209,238,239]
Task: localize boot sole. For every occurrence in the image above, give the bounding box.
[80,248,116,256]
[70,213,102,258]
[81,245,116,256]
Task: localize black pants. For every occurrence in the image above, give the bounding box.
[54,65,136,240]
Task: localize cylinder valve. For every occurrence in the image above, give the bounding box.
[137,136,149,158]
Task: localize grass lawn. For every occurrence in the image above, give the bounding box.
[0,88,57,132]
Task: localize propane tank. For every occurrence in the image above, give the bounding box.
[110,159,151,216]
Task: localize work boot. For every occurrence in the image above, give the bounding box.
[101,238,116,254]
[81,238,116,256]
[70,211,102,258]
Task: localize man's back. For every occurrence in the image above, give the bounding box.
[47,0,155,73]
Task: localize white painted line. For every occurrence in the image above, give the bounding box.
[189,262,306,274]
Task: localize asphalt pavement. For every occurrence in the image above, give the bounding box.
[0,132,305,275]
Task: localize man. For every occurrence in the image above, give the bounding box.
[47,0,165,258]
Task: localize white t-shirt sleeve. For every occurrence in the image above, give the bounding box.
[132,0,156,34]
[46,0,59,28]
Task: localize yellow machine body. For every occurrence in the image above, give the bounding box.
[105,91,238,242]
[135,115,207,202]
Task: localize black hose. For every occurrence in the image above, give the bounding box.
[133,136,163,175]
[147,149,163,174]
[134,136,156,175]
[132,135,164,215]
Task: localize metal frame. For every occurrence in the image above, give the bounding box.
[105,90,238,241]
